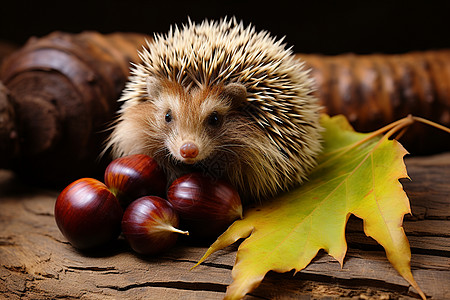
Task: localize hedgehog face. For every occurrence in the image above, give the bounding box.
[149,78,247,166]
[159,88,227,164]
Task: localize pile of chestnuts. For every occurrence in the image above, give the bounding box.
[54,154,243,255]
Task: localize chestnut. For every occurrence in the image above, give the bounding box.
[54,178,123,250]
[104,154,167,206]
[167,173,243,238]
[122,196,188,255]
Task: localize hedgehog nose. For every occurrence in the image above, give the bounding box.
[180,142,199,159]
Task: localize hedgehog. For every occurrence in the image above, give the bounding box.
[106,18,323,201]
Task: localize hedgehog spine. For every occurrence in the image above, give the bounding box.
[107,17,323,201]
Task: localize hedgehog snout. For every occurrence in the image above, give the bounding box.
[180,142,199,161]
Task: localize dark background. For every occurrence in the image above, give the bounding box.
[1,0,449,55]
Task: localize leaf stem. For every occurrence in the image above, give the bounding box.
[383,115,415,140]
[412,116,450,133]
[355,114,450,143]
[317,114,449,171]
[383,115,450,141]
[320,116,413,161]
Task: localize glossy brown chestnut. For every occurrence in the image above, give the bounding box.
[104,154,167,206]
[167,173,243,238]
[122,196,188,255]
[54,178,123,250]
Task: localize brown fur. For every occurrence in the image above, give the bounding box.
[110,78,282,200]
[106,19,323,201]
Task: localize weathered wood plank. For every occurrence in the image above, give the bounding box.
[0,152,449,299]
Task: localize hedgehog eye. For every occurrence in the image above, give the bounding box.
[165,110,173,123]
[207,111,221,127]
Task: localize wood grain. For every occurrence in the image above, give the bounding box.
[0,152,449,299]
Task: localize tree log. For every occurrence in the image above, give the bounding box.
[299,50,450,154]
[0,31,151,186]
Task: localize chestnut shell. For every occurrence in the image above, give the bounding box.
[104,154,167,205]
[167,173,242,238]
[122,196,186,255]
[54,178,123,250]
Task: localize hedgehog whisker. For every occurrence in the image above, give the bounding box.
[215,144,246,156]
[213,146,239,159]
[149,146,166,158]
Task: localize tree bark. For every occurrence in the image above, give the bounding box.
[299,50,450,154]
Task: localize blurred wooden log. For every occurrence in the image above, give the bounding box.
[0,31,151,185]
[299,50,450,154]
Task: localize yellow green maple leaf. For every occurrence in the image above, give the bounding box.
[194,114,426,300]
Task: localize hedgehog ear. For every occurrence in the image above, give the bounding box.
[223,82,247,107]
[146,76,161,100]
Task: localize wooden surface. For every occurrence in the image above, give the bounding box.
[0,153,449,300]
